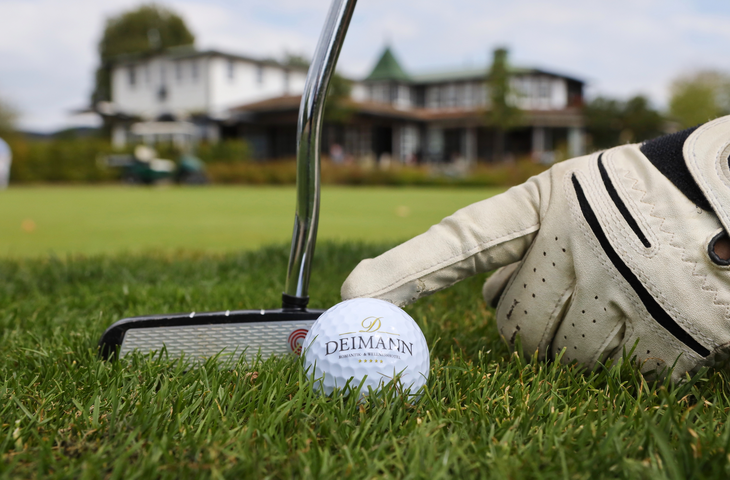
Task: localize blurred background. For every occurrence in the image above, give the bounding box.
[0,0,729,256]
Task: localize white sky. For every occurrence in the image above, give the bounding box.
[1,0,729,132]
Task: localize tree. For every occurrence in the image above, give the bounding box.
[584,95,664,150]
[284,52,352,124]
[669,70,730,129]
[92,4,195,105]
[485,48,522,162]
[0,95,17,136]
[283,53,311,70]
[324,73,353,124]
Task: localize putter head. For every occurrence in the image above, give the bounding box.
[99,308,324,363]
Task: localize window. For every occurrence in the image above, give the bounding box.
[389,83,398,103]
[191,60,199,82]
[256,65,264,85]
[227,59,235,80]
[128,66,136,87]
[175,61,183,82]
[538,77,551,99]
[144,65,150,84]
[283,70,290,93]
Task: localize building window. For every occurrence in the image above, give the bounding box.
[144,65,150,84]
[191,60,199,82]
[128,66,136,87]
[227,59,235,80]
[538,77,551,99]
[389,83,398,103]
[283,70,290,93]
[256,65,264,85]
[175,61,183,82]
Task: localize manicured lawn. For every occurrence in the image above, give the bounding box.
[1,186,729,478]
[1,243,729,478]
[0,185,502,257]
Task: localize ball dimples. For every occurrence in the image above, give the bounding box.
[302,298,429,397]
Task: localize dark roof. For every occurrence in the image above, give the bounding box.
[110,47,309,72]
[365,47,411,82]
[362,57,585,85]
[230,95,584,126]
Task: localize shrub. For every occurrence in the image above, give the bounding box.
[206,158,549,187]
[8,137,116,183]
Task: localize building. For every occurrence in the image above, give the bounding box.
[105,46,585,162]
[103,46,308,148]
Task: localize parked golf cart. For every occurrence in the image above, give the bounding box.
[104,145,208,185]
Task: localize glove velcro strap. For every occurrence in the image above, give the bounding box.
[684,115,730,235]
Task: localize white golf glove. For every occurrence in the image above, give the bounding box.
[342,115,730,382]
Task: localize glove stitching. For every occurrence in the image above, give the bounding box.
[605,148,660,257]
[649,190,726,349]
[591,320,627,367]
[537,282,574,353]
[359,224,540,299]
[590,160,656,261]
[583,158,717,352]
[565,169,642,351]
[608,156,720,349]
[567,169,701,363]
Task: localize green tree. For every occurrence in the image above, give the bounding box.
[0,95,17,136]
[669,70,730,129]
[92,4,195,105]
[584,95,664,150]
[283,53,311,69]
[485,48,522,162]
[324,73,353,124]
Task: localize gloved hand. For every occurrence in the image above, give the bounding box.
[342,116,730,382]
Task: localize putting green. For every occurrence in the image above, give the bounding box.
[0,185,503,257]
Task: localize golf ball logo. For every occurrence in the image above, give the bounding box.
[302,298,430,398]
[323,316,415,361]
[288,328,309,355]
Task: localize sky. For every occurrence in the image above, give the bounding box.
[1,0,729,132]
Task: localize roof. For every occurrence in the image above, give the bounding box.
[365,62,584,85]
[230,94,584,126]
[110,47,309,72]
[365,47,411,82]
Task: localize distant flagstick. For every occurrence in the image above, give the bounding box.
[98,0,359,363]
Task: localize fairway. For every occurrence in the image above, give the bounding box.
[2,243,730,478]
[0,185,502,257]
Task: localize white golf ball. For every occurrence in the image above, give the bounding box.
[302,298,429,398]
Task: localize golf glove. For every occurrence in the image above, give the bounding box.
[342,115,730,382]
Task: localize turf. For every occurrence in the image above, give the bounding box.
[1,242,730,479]
[0,186,500,257]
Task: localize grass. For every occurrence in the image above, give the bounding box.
[2,242,730,478]
[0,185,501,257]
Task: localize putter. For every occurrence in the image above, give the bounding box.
[98,0,358,362]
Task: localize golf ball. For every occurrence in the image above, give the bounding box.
[302,298,429,398]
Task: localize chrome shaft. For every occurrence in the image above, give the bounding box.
[283,0,358,307]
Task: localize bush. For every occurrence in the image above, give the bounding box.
[8,137,116,183]
[206,158,549,187]
[195,140,250,164]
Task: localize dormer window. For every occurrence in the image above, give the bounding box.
[538,78,551,99]
[256,65,264,85]
[128,66,136,87]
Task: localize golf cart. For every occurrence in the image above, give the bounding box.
[104,145,208,185]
